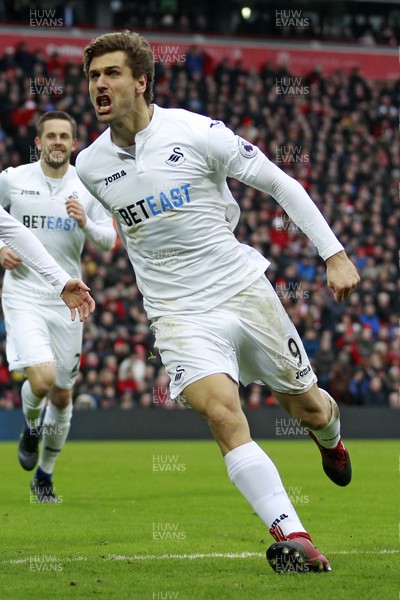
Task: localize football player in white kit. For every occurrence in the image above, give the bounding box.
[0,111,116,502]
[77,32,360,572]
[0,204,95,320]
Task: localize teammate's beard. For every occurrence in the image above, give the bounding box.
[41,148,70,170]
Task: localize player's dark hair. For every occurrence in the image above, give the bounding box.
[36,111,77,139]
[82,31,154,105]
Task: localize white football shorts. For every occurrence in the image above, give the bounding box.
[151,275,317,399]
[2,296,83,389]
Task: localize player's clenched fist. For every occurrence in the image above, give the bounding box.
[0,246,23,269]
[326,250,360,303]
[65,195,87,227]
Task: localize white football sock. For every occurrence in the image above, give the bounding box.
[308,390,341,449]
[21,380,46,429]
[224,440,306,540]
[39,402,73,475]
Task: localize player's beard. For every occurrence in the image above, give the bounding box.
[41,148,70,170]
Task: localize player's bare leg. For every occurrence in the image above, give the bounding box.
[183,373,251,455]
[272,383,352,487]
[183,374,331,572]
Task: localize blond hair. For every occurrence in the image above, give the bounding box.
[36,111,77,138]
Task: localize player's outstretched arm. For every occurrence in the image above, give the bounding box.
[60,280,95,322]
[0,205,95,321]
[325,250,360,302]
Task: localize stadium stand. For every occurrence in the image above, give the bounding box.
[1,1,399,45]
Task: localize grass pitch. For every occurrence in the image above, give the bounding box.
[0,439,398,600]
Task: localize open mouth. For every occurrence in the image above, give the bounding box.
[96,94,112,114]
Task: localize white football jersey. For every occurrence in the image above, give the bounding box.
[0,204,70,293]
[76,105,342,319]
[0,161,116,302]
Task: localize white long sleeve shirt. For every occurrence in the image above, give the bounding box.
[0,204,70,294]
[76,104,343,319]
[0,161,116,303]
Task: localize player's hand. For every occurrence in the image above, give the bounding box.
[60,279,95,322]
[326,250,360,302]
[0,246,23,269]
[65,196,87,228]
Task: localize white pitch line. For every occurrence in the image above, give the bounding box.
[106,550,400,561]
[3,549,399,565]
[108,552,263,561]
[3,556,88,565]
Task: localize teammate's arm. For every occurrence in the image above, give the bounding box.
[65,194,116,250]
[0,205,95,321]
[0,168,22,269]
[0,246,22,269]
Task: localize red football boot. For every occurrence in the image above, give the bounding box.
[309,432,352,486]
[266,532,332,573]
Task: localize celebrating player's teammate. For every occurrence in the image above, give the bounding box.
[77,31,360,572]
[0,111,116,503]
[0,204,94,320]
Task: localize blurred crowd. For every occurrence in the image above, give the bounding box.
[0,0,399,46]
[0,41,398,411]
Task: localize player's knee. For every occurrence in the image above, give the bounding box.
[50,388,72,409]
[203,398,243,430]
[297,407,329,430]
[28,371,55,398]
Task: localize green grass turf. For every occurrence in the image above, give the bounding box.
[0,439,398,600]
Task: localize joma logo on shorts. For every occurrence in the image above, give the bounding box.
[104,170,127,186]
[295,365,311,379]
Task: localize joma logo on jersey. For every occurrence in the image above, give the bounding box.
[165,147,185,167]
[104,170,127,186]
[20,189,40,195]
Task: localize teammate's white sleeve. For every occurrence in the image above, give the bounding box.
[0,169,11,251]
[0,169,11,208]
[81,213,116,251]
[0,205,70,293]
[207,124,344,261]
